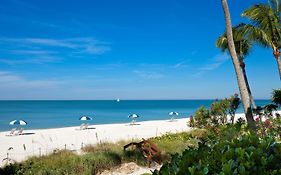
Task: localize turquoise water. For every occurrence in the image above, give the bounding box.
[0,100,270,131]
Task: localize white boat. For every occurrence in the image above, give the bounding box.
[117,98,120,102]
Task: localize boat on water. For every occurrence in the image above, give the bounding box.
[117,98,120,102]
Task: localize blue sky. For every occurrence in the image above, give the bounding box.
[0,0,279,100]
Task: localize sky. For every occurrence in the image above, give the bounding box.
[0,0,279,100]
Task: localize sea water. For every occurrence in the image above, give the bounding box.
[0,100,270,131]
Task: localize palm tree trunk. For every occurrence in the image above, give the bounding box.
[275,55,281,80]
[273,46,281,80]
[240,62,257,109]
[221,0,255,129]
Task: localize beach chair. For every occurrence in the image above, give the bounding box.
[130,119,136,125]
[83,123,89,130]
[16,128,24,135]
[169,117,176,122]
[76,123,85,130]
[6,128,17,136]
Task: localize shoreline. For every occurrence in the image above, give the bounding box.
[0,118,191,167]
[0,117,189,132]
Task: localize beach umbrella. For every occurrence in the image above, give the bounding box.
[9,120,27,125]
[128,114,140,125]
[128,114,140,119]
[169,112,179,121]
[169,112,179,116]
[79,116,92,121]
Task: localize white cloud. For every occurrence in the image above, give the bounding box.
[84,45,111,55]
[173,59,190,69]
[8,38,111,54]
[0,56,61,65]
[0,37,111,65]
[133,70,164,79]
[0,71,58,89]
[198,53,229,71]
[199,62,222,71]
[10,50,56,55]
[22,38,77,48]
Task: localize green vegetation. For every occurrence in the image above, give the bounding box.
[242,0,281,79]
[190,95,240,129]
[153,94,281,175]
[0,150,122,175]
[153,131,281,175]
[272,89,281,106]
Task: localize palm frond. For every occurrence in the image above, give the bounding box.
[268,0,281,15]
[242,4,271,26]
[240,24,272,48]
[216,24,252,59]
[216,35,228,52]
[242,1,281,48]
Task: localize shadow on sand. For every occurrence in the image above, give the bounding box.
[125,123,141,126]
[85,127,96,130]
[20,132,35,135]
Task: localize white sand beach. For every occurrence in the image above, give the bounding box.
[0,118,190,167]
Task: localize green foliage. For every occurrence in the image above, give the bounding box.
[216,24,252,59]
[82,140,149,166]
[192,106,210,128]
[191,95,241,128]
[152,130,205,155]
[210,99,230,125]
[241,0,281,49]
[0,150,122,175]
[154,131,281,175]
[228,94,241,124]
[272,89,281,106]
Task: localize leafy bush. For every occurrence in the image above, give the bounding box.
[272,89,281,106]
[152,130,205,155]
[228,93,241,123]
[153,132,281,175]
[191,106,210,128]
[190,95,240,129]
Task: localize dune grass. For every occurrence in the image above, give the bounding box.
[0,129,206,175]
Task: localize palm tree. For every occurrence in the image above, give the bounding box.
[221,0,255,129]
[242,0,281,80]
[216,24,257,109]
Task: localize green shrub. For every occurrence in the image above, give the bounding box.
[191,95,241,129]
[228,94,240,124]
[210,99,230,125]
[192,106,210,128]
[152,131,202,155]
[0,150,122,175]
[153,132,281,175]
[272,89,281,106]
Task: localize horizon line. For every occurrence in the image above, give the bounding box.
[0,98,271,101]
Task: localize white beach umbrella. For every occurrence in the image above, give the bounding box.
[79,116,92,121]
[128,114,140,119]
[169,111,179,121]
[128,114,140,125]
[169,112,179,116]
[9,120,27,125]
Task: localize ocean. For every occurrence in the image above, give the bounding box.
[0,100,270,131]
